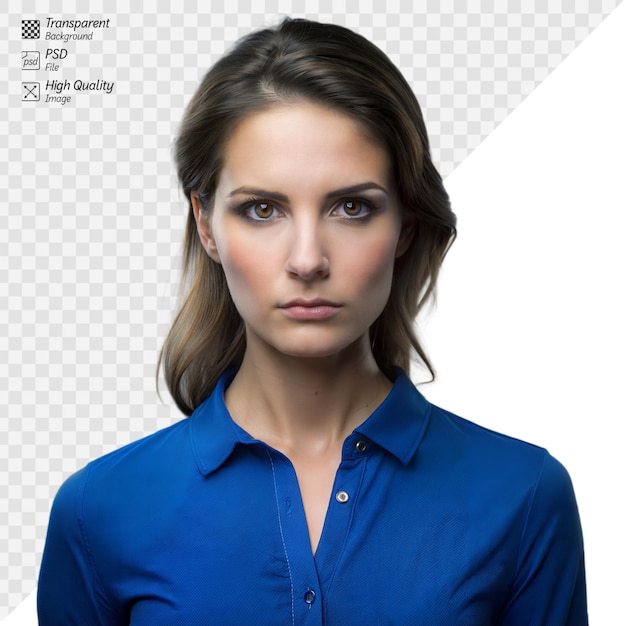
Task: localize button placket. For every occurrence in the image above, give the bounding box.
[333,437,369,507]
[314,447,368,592]
[266,450,323,623]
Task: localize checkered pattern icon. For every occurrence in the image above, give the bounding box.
[22,19,40,39]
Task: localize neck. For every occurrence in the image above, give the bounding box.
[224,337,393,456]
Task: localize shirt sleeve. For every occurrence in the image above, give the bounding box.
[499,451,588,626]
[37,466,116,626]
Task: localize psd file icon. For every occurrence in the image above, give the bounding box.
[22,82,40,101]
[22,51,40,70]
[22,20,40,39]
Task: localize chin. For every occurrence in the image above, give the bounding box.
[245,320,375,362]
[279,346,346,360]
[269,332,370,362]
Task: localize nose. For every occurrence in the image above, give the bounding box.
[285,217,330,281]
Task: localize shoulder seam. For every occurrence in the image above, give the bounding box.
[512,448,548,584]
[77,462,117,614]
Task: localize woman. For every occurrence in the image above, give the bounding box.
[38,18,587,624]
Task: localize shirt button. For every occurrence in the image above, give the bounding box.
[335,490,349,503]
[355,440,367,453]
[304,588,316,605]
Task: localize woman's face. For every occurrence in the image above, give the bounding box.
[193,101,410,362]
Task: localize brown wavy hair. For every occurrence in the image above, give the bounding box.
[158,18,457,416]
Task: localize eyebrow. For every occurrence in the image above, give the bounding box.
[227,182,390,202]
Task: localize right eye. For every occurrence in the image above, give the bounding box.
[244,202,279,221]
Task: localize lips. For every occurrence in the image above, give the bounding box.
[278,299,342,320]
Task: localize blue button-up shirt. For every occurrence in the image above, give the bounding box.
[38,369,587,624]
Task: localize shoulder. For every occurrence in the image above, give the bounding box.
[52,370,240,521]
[414,399,579,525]
[380,371,570,492]
[50,417,195,525]
[89,417,193,481]
[423,401,584,580]
[428,402,557,474]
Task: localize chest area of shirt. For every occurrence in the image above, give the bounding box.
[105,445,516,624]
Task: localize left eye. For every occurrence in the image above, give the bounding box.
[246,202,278,220]
[336,200,369,218]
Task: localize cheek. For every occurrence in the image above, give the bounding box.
[217,237,276,302]
[341,232,399,291]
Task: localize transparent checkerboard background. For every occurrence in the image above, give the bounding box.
[0,0,622,618]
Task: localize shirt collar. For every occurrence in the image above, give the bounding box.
[354,368,432,465]
[189,368,432,476]
[189,368,251,476]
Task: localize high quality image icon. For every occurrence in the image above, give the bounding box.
[22,82,40,101]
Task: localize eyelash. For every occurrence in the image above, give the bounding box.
[234,197,378,223]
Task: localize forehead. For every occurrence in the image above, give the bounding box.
[219,102,392,193]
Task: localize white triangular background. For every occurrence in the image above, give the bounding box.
[421,3,625,623]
